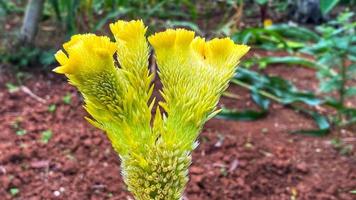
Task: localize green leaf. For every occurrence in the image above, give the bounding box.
[339,108,356,126]
[166,20,202,35]
[320,0,340,15]
[62,93,72,104]
[291,109,330,136]
[349,64,356,73]
[48,104,57,113]
[324,97,343,109]
[16,129,27,136]
[235,68,322,106]
[222,68,326,132]
[93,8,131,32]
[268,24,319,42]
[301,39,333,55]
[64,0,80,35]
[255,0,268,5]
[332,36,351,51]
[217,69,272,121]
[255,56,319,69]
[6,83,19,93]
[232,24,321,52]
[319,77,342,93]
[48,0,62,21]
[345,87,356,96]
[9,188,19,196]
[217,108,267,121]
[251,92,270,110]
[41,130,53,144]
[232,28,288,49]
[39,49,56,66]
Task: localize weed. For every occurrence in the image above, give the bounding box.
[41,130,53,143]
[5,83,19,93]
[62,93,72,104]
[9,188,19,196]
[302,11,356,126]
[330,137,354,155]
[48,104,57,113]
[16,129,27,136]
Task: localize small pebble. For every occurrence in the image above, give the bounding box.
[54,190,60,196]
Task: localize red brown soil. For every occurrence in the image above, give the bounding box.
[0,56,355,200]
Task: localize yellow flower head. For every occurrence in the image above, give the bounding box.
[53,34,116,75]
[263,18,273,28]
[54,20,250,200]
[110,20,146,42]
[149,29,249,70]
[148,29,249,147]
[204,38,250,69]
[110,20,149,70]
[149,28,195,50]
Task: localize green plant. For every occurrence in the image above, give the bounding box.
[0,46,56,69]
[243,56,321,69]
[320,0,340,15]
[5,83,19,93]
[302,11,356,126]
[62,93,72,104]
[47,0,200,35]
[232,24,318,52]
[41,130,53,143]
[330,137,354,155]
[218,68,330,135]
[226,13,356,133]
[0,0,23,15]
[9,188,19,196]
[48,104,57,112]
[54,19,249,200]
[16,129,27,136]
[11,118,28,136]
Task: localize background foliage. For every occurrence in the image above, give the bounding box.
[0,0,355,136]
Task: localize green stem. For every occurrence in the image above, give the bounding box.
[223,91,241,100]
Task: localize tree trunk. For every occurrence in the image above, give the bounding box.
[19,0,45,45]
[288,0,325,24]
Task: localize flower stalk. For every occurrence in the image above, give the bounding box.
[54,19,249,200]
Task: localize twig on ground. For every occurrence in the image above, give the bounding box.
[21,86,46,103]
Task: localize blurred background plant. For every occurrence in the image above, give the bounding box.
[301,11,356,126]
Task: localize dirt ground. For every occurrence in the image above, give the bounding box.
[0,52,355,200]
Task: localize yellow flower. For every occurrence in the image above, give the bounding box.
[53,28,152,156]
[109,20,149,70]
[263,18,273,28]
[54,20,250,200]
[148,29,249,148]
[109,20,152,103]
[53,34,116,75]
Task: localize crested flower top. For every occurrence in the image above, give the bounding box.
[54,34,116,75]
[148,29,249,149]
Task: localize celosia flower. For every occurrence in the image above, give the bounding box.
[54,20,249,200]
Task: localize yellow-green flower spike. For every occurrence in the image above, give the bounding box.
[54,20,249,200]
[148,29,250,150]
